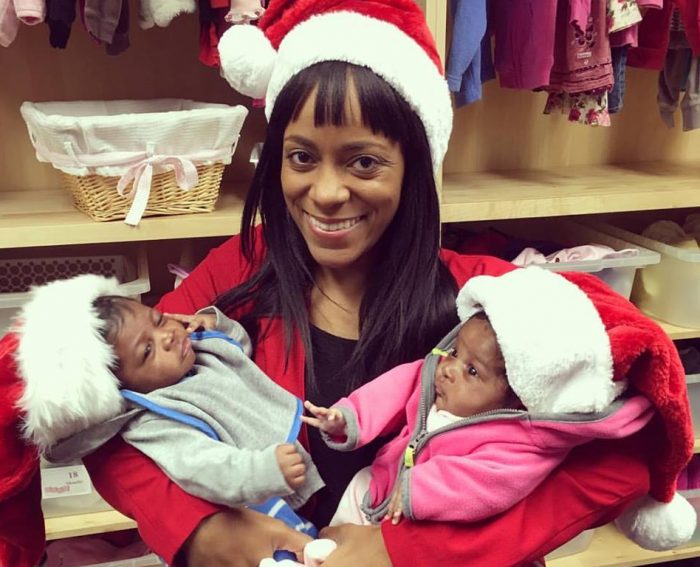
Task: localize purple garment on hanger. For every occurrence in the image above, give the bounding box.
[492,0,557,90]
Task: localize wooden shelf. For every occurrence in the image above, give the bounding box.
[0,182,246,249]
[654,317,700,340]
[441,162,700,222]
[548,524,700,567]
[45,509,136,541]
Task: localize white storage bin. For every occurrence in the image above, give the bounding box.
[73,553,161,567]
[0,245,149,334]
[40,459,113,519]
[477,218,660,299]
[587,221,700,328]
[545,528,596,560]
[688,373,700,438]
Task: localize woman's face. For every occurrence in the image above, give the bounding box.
[281,83,405,271]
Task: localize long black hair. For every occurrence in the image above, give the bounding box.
[216,61,459,393]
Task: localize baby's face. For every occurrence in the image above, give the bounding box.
[434,315,511,418]
[111,302,196,393]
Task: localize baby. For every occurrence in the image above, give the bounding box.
[17,274,323,543]
[303,267,655,526]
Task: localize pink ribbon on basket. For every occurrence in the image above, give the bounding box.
[117,156,199,226]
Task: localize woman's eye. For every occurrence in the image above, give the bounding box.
[467,365,478,376]
[351,155,379,172]
[289,150,313,166]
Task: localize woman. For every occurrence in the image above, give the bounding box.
[83,2,651,566]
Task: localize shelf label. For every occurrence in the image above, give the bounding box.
[41,465,93,499]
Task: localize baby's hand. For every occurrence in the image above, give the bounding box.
[276,443,306,490]
[225,0,264,24]
[166,313,217,333]
[385,485,404,525]
[301,401,347,436]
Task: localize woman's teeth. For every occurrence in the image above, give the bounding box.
[309,215,362,232]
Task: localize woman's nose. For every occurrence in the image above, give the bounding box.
[309,165,350,206]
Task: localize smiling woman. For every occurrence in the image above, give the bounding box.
[74,1,660,566]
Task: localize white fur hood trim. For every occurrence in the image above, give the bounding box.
[456,267,621,413]
[16,274,126,453]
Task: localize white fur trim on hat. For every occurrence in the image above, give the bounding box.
[615,493,697,551]
[263,11,453,171]
[219,24,277,99]
[456,267,621,414]
[16,274,127,453]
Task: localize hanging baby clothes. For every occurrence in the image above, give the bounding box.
[0,0,45,47]
[139,0,196,29]
[45,0,77,48]
[628,0,700,70]
[83,0,121,44]
[105,0,129,55]
[544,0,614,126]
[658,9,700,131]
[445,0,488,106]
[199,0,230,67]
[607,0,642,113]
[491,0,558,90]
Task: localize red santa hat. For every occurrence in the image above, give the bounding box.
[0,332,45,567]
[15,274,127,453]
[456,267,696,551]
[217,0,452,171]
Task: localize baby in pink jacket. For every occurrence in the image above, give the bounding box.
[303,267,654,526]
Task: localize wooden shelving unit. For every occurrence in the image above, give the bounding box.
[45,509,136,541]
[655,317,700,341]
[441,162,700,222]
[549,524,700,567]
[0,182,246,249]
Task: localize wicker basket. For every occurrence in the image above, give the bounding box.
[61,162,225,222]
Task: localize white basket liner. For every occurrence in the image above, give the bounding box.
[20,99,249,225]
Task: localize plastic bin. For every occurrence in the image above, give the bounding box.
[477,218,660,299]
[586,221,700,328]
[688,373,700,438]
[40,459,113,518]
[679,488,700,546]
[78,553,161,567]
[545,528,596,560]
[0,245,149,334]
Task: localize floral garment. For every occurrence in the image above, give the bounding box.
[544,89,611,126]
[608,0,642,33]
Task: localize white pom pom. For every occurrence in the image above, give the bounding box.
[615,493,698,551]
[218,25,276,99]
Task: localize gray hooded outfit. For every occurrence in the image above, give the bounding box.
[47,307,324,510]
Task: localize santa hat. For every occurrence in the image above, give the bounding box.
[15,274,127,454]
[456,267,696,551]
[217,0,452,171]
[0,332,44,567]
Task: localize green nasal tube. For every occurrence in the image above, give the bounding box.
[431,347,450,357]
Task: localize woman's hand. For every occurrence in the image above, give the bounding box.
[302,401,347,437]
[319,524,392,567]
[184,508,312,567]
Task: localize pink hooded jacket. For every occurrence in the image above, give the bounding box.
[325,342,654,523]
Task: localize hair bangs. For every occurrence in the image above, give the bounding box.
[287,62,409,144]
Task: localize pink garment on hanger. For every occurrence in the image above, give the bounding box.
[511,244,639,266]
[13,0,44,24]
[0,0,19,46]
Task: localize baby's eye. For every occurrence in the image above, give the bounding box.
[143,343,152,361]
[467,365,478,376]
[446,347,457,358]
